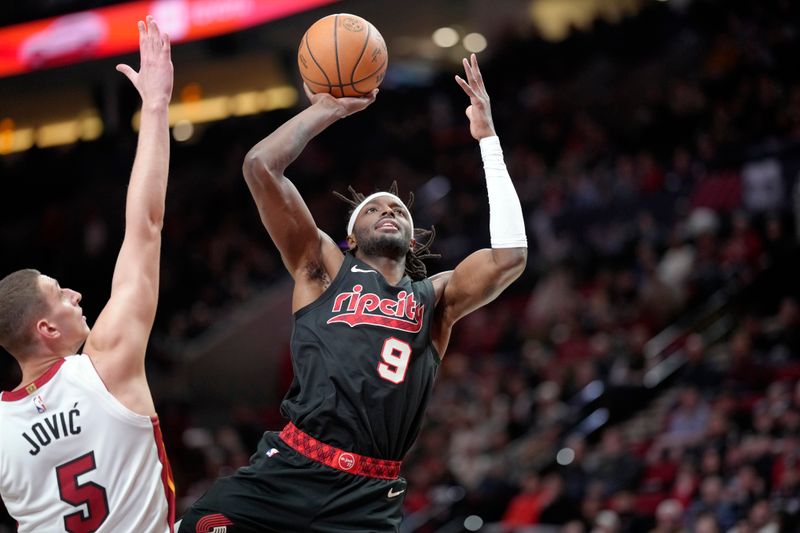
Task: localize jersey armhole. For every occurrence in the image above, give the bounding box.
[293,253,355,319]
[415,277,442,365]
[69,354,154,427]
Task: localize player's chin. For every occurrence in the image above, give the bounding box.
[381,232,410,247]
[363,234,409,258]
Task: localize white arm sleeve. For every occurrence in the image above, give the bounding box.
[480,135,528,248]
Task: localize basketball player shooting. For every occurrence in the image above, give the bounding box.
[0,17,176,533]
[178,53,527,532]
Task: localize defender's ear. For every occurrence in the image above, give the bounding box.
[36,319,59,340]
[347,234,357,251]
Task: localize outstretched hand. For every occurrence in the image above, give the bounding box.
[455,53,496,140]
[116,15,173,106]
[303,83,378,119]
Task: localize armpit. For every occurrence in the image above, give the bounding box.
[430,270,453,305]
[305,260,331,290]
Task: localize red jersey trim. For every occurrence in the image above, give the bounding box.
[151,417,176,533]
[279,422,401,480]
[1,358,65,401]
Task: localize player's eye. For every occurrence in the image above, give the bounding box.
[394,208,405,216]
[366,207,377,213]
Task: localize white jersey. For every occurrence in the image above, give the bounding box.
[0,355,175,533]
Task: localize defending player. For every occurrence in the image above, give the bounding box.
[0,17,175,533]
[179,53,526,532]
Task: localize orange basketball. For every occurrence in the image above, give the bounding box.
[298,14,388,98]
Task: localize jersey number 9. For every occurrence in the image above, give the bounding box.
[377,337,412,384]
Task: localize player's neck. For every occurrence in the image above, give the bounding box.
[356,252,406,285]
[14,354,65,392]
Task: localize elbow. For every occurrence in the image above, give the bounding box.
[142,211,165,235]
[242,150,280,186]
[148,216,165,234]
[126,213,164,240]
[242,150,261,184]
[497,247,527,278]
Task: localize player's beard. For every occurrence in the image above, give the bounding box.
[355,227,410,261]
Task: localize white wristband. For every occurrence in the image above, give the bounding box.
[480,136,527,249]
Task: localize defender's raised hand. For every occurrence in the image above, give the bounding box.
[455,53,496,140]
[116,15,173,106]
[303,83,378,119]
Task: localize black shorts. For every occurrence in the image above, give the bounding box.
[177,432,407,533]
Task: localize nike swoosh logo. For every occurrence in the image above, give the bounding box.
[387,488,405,498]
[351,265,377,274]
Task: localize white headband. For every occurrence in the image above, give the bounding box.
[346,192,414,236]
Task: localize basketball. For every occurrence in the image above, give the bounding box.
[298,14,388,98]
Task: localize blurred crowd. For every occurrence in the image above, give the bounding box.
[3,0,800,530]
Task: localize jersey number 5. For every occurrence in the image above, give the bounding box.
[56,451,109,533]
[377,337,412,384]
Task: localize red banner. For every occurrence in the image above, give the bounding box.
[0,0,338,78]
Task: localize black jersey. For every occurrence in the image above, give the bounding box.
[280,253,440,460]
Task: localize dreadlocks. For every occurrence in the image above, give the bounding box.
[333,182,438,281]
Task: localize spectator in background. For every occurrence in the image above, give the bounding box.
[500,470,544,529]
[725,330,770,393]
[746,499,780,533]
[677,334,720,390]
[650,499,685,533]
[685,476,737,531]
[694,513,720,533]
[537,472,576,526]
[762,297,800,361]
[729,465,768,522]
[592,509,621,533]
[586,427,642,498]
[656,226,695,307]
[654,385,711,455]
[609,490,650,532]
[562,434,591,503]
[742,159,784,214]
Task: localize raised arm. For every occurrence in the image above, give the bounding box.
[431,54,528,355]
[84,17,173,415]
[241,86,376,305]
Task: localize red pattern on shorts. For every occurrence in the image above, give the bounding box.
[279,422,401,480]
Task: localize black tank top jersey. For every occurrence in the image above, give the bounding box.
[280,253,440,461]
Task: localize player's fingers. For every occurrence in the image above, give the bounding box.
[116,64,136,83]
[462,58,474,84]
[152,19,163,42]
[137,20,146,40]
[303,83,315,101]
[455,75,475,97]
[162,32,171,55]
[361,94,377,108]
[149,17,163,51]
[471,54,483,84]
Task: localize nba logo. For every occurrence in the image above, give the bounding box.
[33,395,46,414]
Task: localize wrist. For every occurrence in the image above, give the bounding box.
[141,99,170,113]
[477,129,498,141]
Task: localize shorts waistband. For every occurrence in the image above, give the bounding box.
[279,422,401,480]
